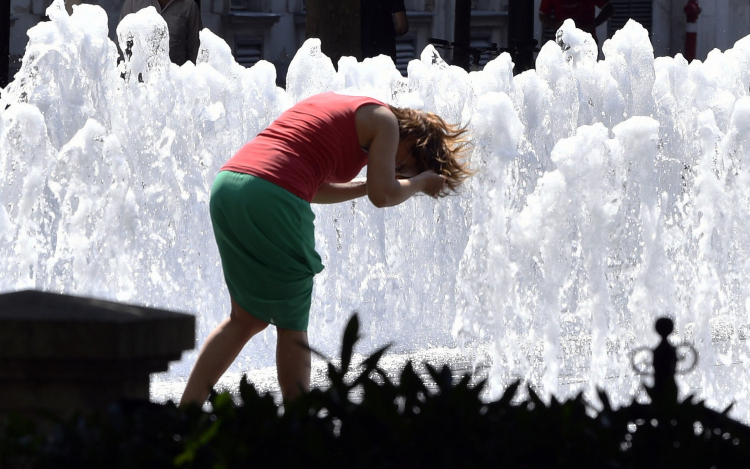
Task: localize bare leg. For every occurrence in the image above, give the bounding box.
[276,328,311,402]
[180,299,269,406]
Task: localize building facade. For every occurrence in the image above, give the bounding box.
[6,0,750,85]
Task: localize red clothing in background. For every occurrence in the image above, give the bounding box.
[221,93,386,203]
[539,0,608,42]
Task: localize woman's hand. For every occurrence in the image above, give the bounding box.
[357,106,445,206]
[415,171,446,198]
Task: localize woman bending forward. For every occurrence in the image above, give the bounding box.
[180,92,471,405]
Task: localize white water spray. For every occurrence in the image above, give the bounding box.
[3,0,750,421]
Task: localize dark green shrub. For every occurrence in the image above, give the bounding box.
[2,314,749,468]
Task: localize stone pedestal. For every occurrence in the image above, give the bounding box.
[0,290,195,416]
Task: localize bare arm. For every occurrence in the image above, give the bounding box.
[393,11,409,36]
[312,179,368,204]
[358,106,444,207]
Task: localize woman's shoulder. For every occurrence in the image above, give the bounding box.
[298,92,386,108]
[354,102,397,148]
[287,93,387,125]
[338,92,387,107]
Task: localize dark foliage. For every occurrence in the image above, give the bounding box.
[2,314,749,468]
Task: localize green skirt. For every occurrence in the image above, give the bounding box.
[210,171,324,331]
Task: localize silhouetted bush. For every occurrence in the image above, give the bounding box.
[1,314,749,468]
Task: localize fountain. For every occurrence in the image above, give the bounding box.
[2,0,750,422]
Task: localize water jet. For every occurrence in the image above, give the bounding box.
[2,0,750,422]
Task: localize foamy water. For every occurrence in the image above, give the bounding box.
[3,0,750,421]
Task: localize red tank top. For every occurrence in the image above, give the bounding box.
[221,92,386,202]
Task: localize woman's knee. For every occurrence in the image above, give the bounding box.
[229,299,269,335]
[276,328,308,344]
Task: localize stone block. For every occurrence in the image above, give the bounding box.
[0,290,195,416]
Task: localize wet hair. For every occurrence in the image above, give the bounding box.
[388,105,473,197]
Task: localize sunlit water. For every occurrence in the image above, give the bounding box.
[3,0,750,421]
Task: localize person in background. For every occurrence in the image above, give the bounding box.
[539,0,614,45]
[179,92,472,406]
[119,0,202,65]
[361,0,409,63]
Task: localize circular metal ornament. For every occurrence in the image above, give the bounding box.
[631,346,655,375]
[630,343,698,376]
[675,343,698,374]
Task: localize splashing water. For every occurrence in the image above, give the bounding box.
[3,0,750,421]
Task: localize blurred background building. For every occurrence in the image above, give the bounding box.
[3,0,750,86]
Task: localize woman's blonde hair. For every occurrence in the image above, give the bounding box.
[388,105,473,197]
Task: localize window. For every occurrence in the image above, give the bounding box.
[230,0,269,11]
[607,0,652,37]
[395,37,416,76]
[235,35,264,67]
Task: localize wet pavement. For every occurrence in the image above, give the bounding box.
[150,345,494,405]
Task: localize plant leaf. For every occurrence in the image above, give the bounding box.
[308,344,330,362]
[597,387,612,412]
[239,374,259,405]
[527,384,545,408]
[341,313,361,373]
[361,343,392,371]
[498,380,521,407]
[353,343,392,387]
[425,364,453,393]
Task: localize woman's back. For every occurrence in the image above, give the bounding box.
[221,93,385,202]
